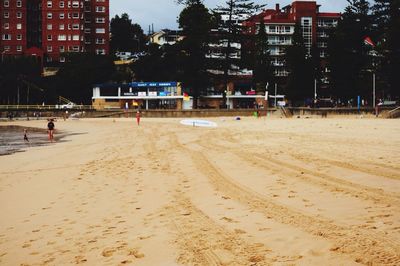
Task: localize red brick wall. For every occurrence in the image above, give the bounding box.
[41,0,85,62]
[0,0,27,55]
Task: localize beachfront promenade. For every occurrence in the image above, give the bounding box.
[1,105,397,120]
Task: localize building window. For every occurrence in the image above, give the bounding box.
[301,17,313,55]
[72,35,80,41]
[72,24,80,30]
[16,1,22,7]
[47,24,52,30]
[47,46,52,52]
[16,23,22,30]
[58,35,66,41]
[72,1,79,8]
[17,34,22,40]
[4,12,9,18]
[95,6,105,13]
[47,1,52,8]
[269,26,276,33]
[59,1,64,8]
[47,13,53,19]
[96,17,105,23]
[47,35,52,41]
[72,13,79,19]
[59,13,64,19]
[60,56,65,62]
[16,12,22,18]
[96,28,105,34]
[2,34,11,41]
[4,1,9,8]
[4,23,9,29]
[17,45,22,52]
[59,24,64,30]
[47,56,52,62]
[59,46,65,52]
[4,46,10,51]
[96,38,105,44]
[96,49,105,55]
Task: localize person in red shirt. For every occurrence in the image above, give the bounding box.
[136,110,141,126]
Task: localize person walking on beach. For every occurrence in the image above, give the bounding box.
[136,110,141,126]
[23,129,29,142]
[47,119,55,142]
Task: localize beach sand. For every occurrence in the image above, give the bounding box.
[0,117,399,265]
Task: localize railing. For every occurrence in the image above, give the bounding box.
[385,106,400,119]
[0,105,94,110]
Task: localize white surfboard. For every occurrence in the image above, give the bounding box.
[180,119,217,128]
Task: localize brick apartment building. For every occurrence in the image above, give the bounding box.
[244,1,340,84]
[0,0,109,64]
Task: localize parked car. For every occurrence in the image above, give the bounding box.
[115,51,133,61]
[60,102,76,109]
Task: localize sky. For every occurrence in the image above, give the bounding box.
[109,0,362,32]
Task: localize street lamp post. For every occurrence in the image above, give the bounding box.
[274,83,277,107]
[372,72,376,108]
[314,78,317,100]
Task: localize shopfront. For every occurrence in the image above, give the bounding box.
[92,82,184,110]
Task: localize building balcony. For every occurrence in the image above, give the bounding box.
[267,31,293,35]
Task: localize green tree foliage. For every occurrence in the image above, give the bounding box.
[51,53,115,103]
[252,21,273,93]
[0,56,42,104]
[285,24,314,104]
[212,0,265,87]
[178,0,215,107]
[372,0,400,98]
[132,43,184,82]
[328,0,372,101]
[110,13,147,54]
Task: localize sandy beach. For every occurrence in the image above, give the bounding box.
[0,117,399,265]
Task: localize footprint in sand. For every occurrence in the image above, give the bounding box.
[221,217,237,223]
[128,248,144,258]
[234,229,246,234]
[75,255,87,263]
[102,248,116,257]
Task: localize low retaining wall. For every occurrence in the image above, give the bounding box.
[288,107,396,117]
[0,106,398,119]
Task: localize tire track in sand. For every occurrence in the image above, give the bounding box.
[167,195,270,266]
[172,134,400,265]
[197,131,400,206]
[140,127,271,265]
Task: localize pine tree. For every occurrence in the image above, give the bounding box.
[252,20,273,93]
[372,0,400,99]
[285,23,314,104]
[327,0,372,102]
[212,0,265,89]
[178,0,215,108]
[110,14,146,53]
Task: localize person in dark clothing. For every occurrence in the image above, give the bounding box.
[47,119,55,142]
[23,129,29,142]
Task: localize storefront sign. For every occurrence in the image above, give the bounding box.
[130,82,177,88]
[138,91,147,97]
[246,90,256,95]
[148,91,157,96]
[159,91,171,96]
[123,92,137,96]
